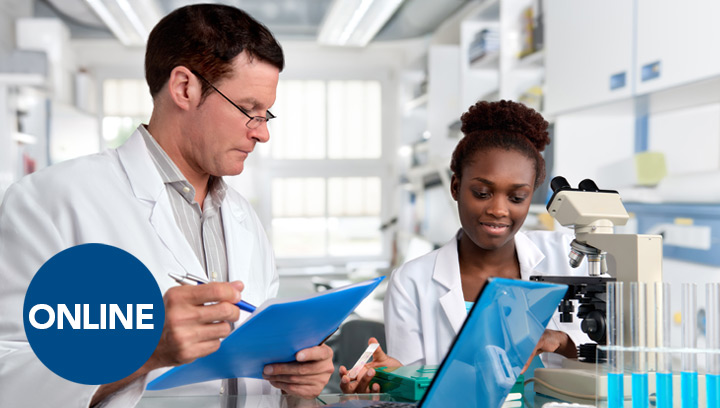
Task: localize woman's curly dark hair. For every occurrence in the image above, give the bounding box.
[450,100,550,188]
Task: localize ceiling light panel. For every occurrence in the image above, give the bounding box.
[318,0,405,47]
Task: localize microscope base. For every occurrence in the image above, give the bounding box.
[533,363,708,406]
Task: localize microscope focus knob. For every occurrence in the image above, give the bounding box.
[580,310,607,344]
[582,319,597,333]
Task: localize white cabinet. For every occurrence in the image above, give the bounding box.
[426,45,462,161]
[544,0,634,114]
[546,0,720,114]
[460,0,545,112]
[635,0,720,95]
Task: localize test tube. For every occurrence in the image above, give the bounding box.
[655,282,673,408]
[707,283,720,408]
[607,281,624,408]
[682,283,698,408]
[631,282,648,408]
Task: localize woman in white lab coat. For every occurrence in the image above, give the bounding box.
[340,100,589,393]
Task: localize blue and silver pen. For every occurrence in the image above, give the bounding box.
[167,272,256,313]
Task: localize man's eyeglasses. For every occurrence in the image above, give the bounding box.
[191,70,275,129]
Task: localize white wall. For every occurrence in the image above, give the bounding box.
[0,0,31,53]
[649,103,720,175]
[552,104,636,186]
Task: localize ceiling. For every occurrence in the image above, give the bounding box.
[36,0,470,45]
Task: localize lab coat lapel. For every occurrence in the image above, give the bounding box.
[222,197,253,284]
[515,232,545,280]
[433,237,466,335]
[117,130,205,277]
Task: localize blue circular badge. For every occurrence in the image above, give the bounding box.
[23,243,165,385]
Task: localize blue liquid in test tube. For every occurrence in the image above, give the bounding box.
[681,371,698,408]
[608,372,624,408]
[632,372,648,408]
[681,283,698,408]
[655,372,673,408]
[707,283,720,408]
[655,283,673,408]
[608,282,624,408]
[707,374,720,408]
[631,282,648,408]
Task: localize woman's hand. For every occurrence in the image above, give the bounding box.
[339,338,402,394]
[521,329,577,374]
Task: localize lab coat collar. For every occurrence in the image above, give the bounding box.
[433,230,547,335]
[117,128,205,277]
[116,128,166,202]
[221,195,252,283]
[433,232,466,335]
[515,231,546,280]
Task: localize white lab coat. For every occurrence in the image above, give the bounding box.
[0,130,279,407]
[384,229,590,367]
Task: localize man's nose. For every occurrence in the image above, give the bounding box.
[249,124,270,143]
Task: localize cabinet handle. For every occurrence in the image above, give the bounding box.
[641,61,662,81]
[610,72,627,90]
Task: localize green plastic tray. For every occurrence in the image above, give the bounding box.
[371,365,438,402]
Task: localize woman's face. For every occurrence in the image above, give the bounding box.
[451,147,536,252]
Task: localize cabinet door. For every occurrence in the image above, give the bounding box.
[635,0,720,95]
[544,0,634,114]
[426,45,461,160]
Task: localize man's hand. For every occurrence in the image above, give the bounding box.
[520,329,577,374]
[91,280,245,406]
[339,338,401,394]
[148,281,245,369]
[262,344,335,398]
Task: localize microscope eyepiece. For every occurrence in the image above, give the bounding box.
[578,179,600,192]
[550,176,571,193]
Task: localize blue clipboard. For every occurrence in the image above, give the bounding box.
[148,276,385,390]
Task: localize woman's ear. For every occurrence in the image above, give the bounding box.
[450,174,459,201]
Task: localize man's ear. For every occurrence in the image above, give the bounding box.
[450,174,459,201]
[166,66,197,111]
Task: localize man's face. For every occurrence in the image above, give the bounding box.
[184,52,279,177]
[451,148,536,252]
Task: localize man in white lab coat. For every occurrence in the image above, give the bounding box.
[0,4,333,407]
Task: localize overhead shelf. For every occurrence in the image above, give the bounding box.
[0,73,45,87]
[515,50,545,69]
[404,93,428,112]
[470,50,500,70]
[12,132,37,144]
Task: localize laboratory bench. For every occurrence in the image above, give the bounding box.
[136,388,580,408]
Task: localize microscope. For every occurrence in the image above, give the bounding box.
[530,176,663,403]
